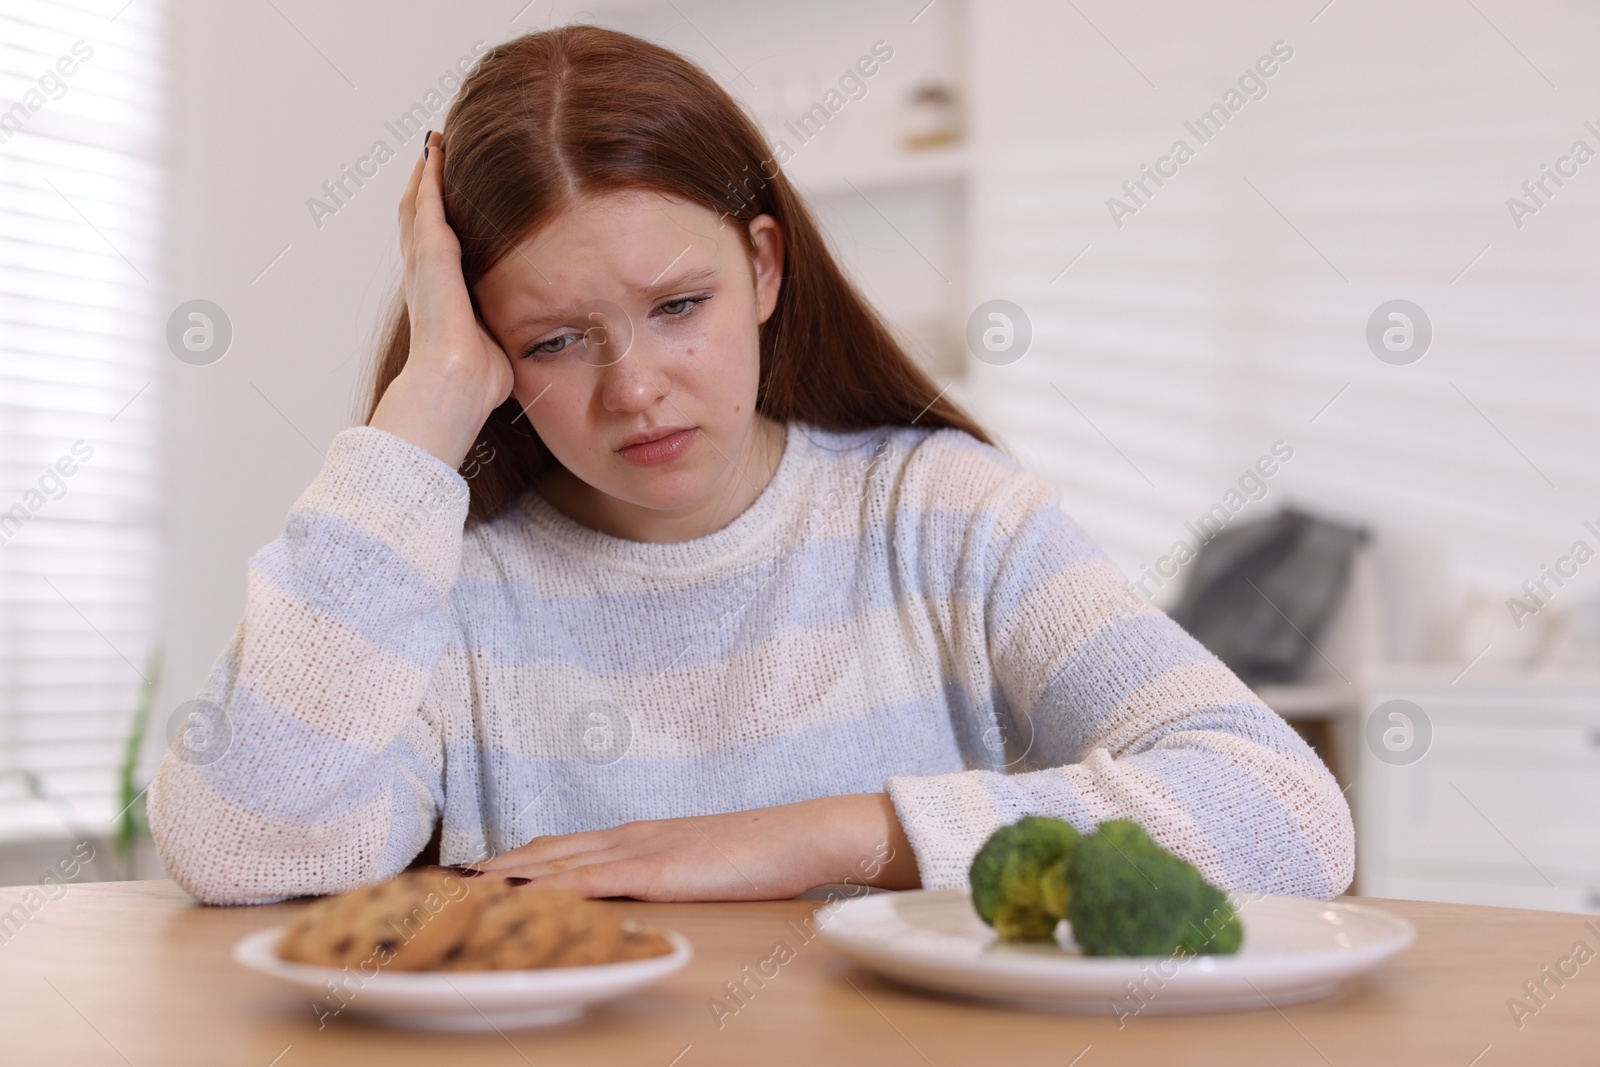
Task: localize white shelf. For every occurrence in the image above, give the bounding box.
[783,146,969,198]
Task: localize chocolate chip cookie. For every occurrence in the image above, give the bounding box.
[437,881,583,970]
[278,868,477,971]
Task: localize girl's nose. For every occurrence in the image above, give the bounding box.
[599,334,670,413]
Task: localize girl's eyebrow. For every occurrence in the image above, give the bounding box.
[508,266,718,333]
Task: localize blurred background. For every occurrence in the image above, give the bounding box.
[2,0,1598,913]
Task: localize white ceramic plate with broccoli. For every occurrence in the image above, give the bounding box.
[815,889,1413,1014]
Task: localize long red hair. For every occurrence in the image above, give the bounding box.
[363,24,996,523]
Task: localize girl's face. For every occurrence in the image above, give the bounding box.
[473,190,786,541]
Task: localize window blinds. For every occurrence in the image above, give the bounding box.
[0,0,165,841]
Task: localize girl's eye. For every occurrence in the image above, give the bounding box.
[523,334,576,360]
[658,296,704,316]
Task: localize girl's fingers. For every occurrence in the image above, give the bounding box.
[523,847,616,878]
[476,829,619,870]
[487,846,622,884]
[511,861,626,899]
[397,131,430,264]
[412,130,450,240]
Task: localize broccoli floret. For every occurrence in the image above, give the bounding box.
[1065,820,1242,957]
[968,815,1081,941]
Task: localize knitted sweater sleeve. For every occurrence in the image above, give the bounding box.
[882,433,1355,899]
[146,426,471,905]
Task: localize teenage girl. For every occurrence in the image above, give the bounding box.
[148,26,1353,905]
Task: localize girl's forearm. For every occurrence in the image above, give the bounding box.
[369,365,491,471]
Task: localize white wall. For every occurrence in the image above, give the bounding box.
[963,0,1600,665]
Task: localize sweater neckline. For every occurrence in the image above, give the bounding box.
[517,420,809,574]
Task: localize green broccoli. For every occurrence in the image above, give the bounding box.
[968,815,1081,941]
[1064,819,1242,957]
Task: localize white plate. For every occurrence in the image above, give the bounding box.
[816,888,1413,1016]
[233,926,693,1031]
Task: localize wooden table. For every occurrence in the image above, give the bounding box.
[0,880,1595,1066]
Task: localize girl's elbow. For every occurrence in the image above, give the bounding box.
[1285,765,1356,899]
[1315,783,1357,898]
[147,767,302,906]
[1235,746,1355,900]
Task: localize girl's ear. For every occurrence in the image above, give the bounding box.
[746,213,785,325]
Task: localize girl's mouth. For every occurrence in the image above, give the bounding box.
[616,427,697,467]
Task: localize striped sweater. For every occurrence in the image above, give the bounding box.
[147,419,1355,905]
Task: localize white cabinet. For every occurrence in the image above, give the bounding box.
[1357,666,1600,914]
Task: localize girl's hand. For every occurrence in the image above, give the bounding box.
[370,130,515,470]
[468,793,921,901]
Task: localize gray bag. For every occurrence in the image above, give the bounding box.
[1168,508,1367,687]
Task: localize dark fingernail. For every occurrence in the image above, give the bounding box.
[423,129,432,160]
[505,877,532,886]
